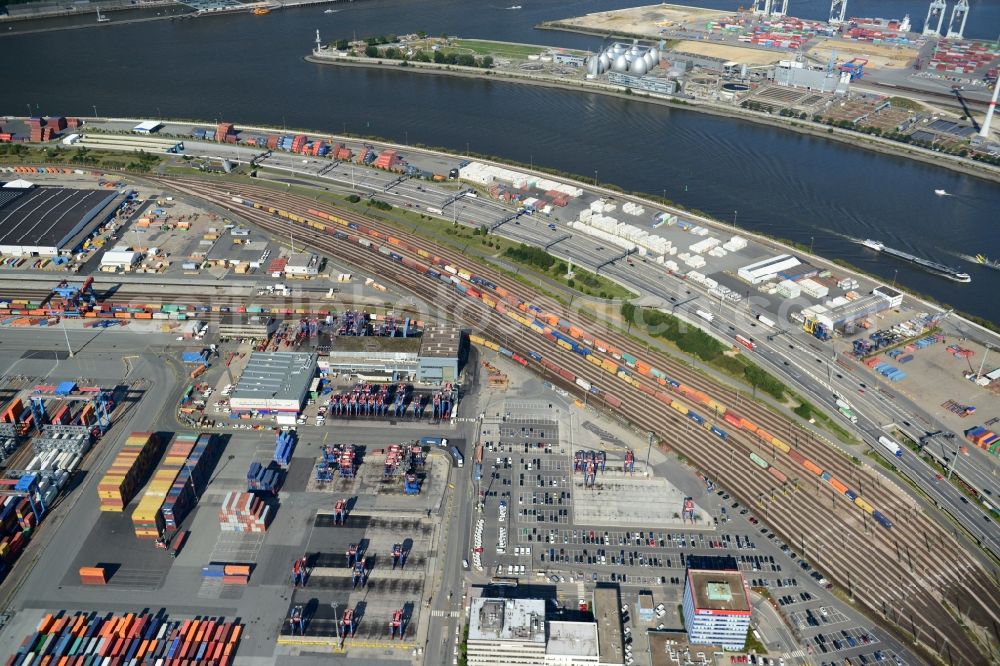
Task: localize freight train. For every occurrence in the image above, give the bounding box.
[229,195,895,530]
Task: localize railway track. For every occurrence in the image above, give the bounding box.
[139,175,999,663]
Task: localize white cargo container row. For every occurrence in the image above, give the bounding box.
[577,210,672,256]
[457,161,583,197]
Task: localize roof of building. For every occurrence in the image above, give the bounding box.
[593,587,625,665]
[330,335,422,356]
[468,598,545,644]
[2,179,34,189]
[686,569,751,615]
[419,324,461,359]
[133,120,162,132]
[0,187,117,250]
[285,253,316,268]
[738,254,800,279]
[873,285,902,298]
[546,621,598,658]
[231,352,316,402]
[218,314,274,328]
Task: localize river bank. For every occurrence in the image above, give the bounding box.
[306,51,1000,185]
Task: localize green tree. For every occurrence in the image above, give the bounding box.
[335,39,349,51]
[433,50,446,64]
[481,55,494,68]
[364,45,379,58]
[457,54,477,67]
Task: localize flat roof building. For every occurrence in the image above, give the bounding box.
[218,314,279,340]
[593,587,625,666]
[417,324,463,383]
[229,351,317,414]
[873,285,903,308]
[284,253,319,276]
[468,598,546,666]
[0,187,120,257]
[467,598,599,666]
[738,254,801,285]
[546,621,599,665]
[325,335,422,380]
[682,569,751,650]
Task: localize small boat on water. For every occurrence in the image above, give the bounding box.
[507,5,522,9]
[324,8,338,13]
[934,189,948,196]
[252,7,271,15]
[974,254,1000,270]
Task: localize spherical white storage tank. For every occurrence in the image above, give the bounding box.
[629,57,648,76]
[587,56,600,76]
[598,53,610,72]
[612,54,629,72]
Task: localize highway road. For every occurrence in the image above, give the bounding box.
[165,138,1000,559]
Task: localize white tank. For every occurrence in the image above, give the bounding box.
[598,53,610,72]
[629,46,642,58]
[629,57,648,76]
[587,56,600,76]
[612,54,629,73]
[643,52,655,69]
[612,43,625,55]
[650,47,660,64]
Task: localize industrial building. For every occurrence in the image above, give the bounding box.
[283,253,320,277]
[467,598,600,666]
[0,184,122,257]
[417,324,463,383]
[320,324,462,384]
[217,314,279,340]
[737,254,801,285]
[324,335,423,381]
[771,61,849,94]
[682,569,751,650]
[873,285,904,308]
[228,352,317,416]
[607,72,678,96]
[133,120,163,134]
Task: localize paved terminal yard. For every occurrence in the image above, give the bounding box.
[0,328,460,663]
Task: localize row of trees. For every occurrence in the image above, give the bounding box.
[361,44,493,69]
[619,303,789,400]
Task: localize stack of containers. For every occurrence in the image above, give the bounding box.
[290,134,308,152]
[161,433,217,532]
[97,432,161,512]
[246,461,281,495]
[273,430,295,468]
[132,435,195,539]
[202,564,251,585]
[219,491,271,533]
[78,565,107,585]
[8,611,243,665]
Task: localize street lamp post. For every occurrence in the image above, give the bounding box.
[92,104,98,118]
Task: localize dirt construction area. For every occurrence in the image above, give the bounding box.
[554,3,729,38]
[807,37,918,70]
[674,40,784,66]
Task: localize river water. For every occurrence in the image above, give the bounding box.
[1,0,998,322]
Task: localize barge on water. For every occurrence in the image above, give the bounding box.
[861,239,971,283]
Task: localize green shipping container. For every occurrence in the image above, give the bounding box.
[749,452,769,469]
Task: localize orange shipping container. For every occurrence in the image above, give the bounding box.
[802,460,823,476]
